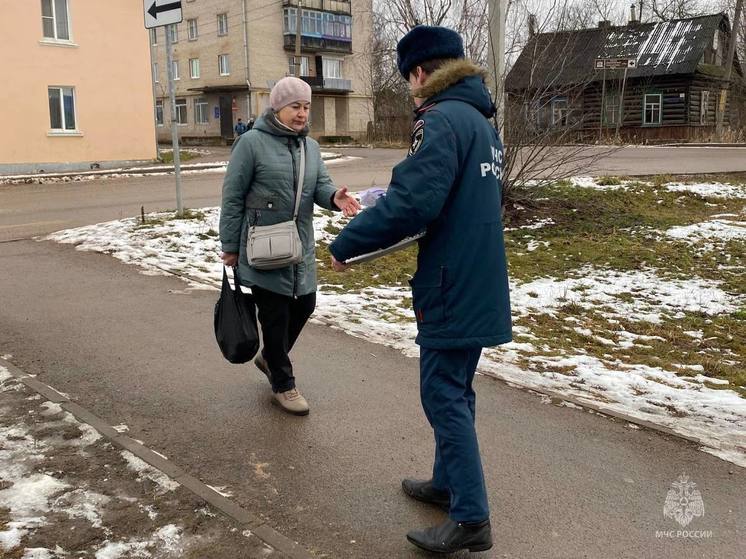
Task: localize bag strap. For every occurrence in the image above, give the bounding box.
[292,138,305,222]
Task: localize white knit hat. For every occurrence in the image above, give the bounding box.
[270,77,312,111]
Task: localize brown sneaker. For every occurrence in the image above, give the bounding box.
[272,388,309,416]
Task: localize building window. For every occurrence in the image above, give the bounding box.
[218,54,230,76]
[551,97,569,126]
[189,58,200,79]
[48,86,76,130]
[168,23,178,43]
[153,62,159,83]
[700,91,710,125]
[155,100,164,126]
[643,93,662,125]
[217,13,228,36]
[288,56,309,76]
[175,98,188,125]
[172,60,180,80]
[41,0,70,40]
[283,8,351,41]
[150,28,157,45]
[188,18,198,40]
[604,92,619,126]
[322,58,342,79]
[195,98,209,124]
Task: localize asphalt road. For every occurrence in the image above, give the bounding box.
[1,146,745,557]
[2,145,746,242]
[1,240,744,558]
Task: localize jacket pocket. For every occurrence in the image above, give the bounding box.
[409,266,447,324]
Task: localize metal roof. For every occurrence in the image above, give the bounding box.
[506,13,736,91]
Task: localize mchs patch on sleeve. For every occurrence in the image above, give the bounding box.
[408,119,425,156]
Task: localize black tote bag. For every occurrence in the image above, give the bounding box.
[214,266,259,364]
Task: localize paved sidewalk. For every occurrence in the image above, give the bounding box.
[1,239,744,558]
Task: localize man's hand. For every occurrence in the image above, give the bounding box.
[334,187,362,217]
[221,252,239,267]
[331,255,349,272]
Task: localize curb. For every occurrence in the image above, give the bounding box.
[0,356,313,559]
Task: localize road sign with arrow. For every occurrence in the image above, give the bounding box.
[144,0,182,29]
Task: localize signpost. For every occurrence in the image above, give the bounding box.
[144,1,184,217]
[594,58,635,141]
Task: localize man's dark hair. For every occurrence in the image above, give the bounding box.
[416,58,454,76]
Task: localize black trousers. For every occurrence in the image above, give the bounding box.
[252,286,316,393]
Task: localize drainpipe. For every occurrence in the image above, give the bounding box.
[242,0,252,117]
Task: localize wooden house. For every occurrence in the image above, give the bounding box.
[505,13,745,143]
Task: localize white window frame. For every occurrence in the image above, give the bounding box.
[289,56,310,77]
[150,28,158,46]
[218,54,230,76]
[322,57,343,79]
[194,98,209,124]
[643,93,662,126]
[187,18,198,41]
[168,23,178,43]
[41,0,72,42]
[155,100,164,126]
[153,62,159,83]
[172,59,180,80]
[189,58,200,79]
[700,91,710,125]
[175,98,188,125]
[217,13,228,36]
[48,86,79,134]
[551,97,569,127]
[603,92,619,126]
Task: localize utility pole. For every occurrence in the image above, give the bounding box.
[295,0,303,77]
[716,0,743,141]
[488,0,506,131]
[165,26,184,217]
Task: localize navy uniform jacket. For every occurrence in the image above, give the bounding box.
[329,61,512,349]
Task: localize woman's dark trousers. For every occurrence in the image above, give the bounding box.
[252,286,316,393]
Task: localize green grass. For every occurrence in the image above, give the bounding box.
[314,176,746,391]
[158,150,199,164]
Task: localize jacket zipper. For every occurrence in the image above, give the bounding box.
[288,138,299,299]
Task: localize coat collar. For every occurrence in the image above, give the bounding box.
[412,59,488,104]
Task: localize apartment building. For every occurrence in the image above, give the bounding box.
[150,0,373,143]
[0,0,156,174]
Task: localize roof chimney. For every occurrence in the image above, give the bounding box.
[598,20,611,29]
[629,4,638,24]
[528,13,537,38]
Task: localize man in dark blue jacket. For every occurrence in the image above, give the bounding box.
[329,25,512,554]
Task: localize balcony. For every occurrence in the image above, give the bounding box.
[284,34,352,55]
[283,0,352,16]
[300,76,352,93]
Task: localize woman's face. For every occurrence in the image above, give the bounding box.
[276,102,311,132]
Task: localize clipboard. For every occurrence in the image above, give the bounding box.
[343,231,426,265]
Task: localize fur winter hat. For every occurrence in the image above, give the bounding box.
[397,25,465,79]
[270,77,312,111]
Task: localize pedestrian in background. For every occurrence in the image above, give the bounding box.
[234,118,248,136]
[220,77,360,415]
[329,26,512,553]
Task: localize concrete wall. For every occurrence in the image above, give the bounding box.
[0,0,157,173]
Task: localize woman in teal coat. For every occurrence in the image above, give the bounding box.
[220,77,360,416]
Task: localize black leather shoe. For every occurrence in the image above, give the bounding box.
[407,518,492,554]
[402,479,450,511]
[254,354,272,384]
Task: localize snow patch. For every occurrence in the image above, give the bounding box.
[120,451,179,493]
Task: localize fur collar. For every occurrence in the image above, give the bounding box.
[413,59,488,101]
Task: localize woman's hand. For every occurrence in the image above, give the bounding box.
[334,187,362,217]
[221,252,239,267]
